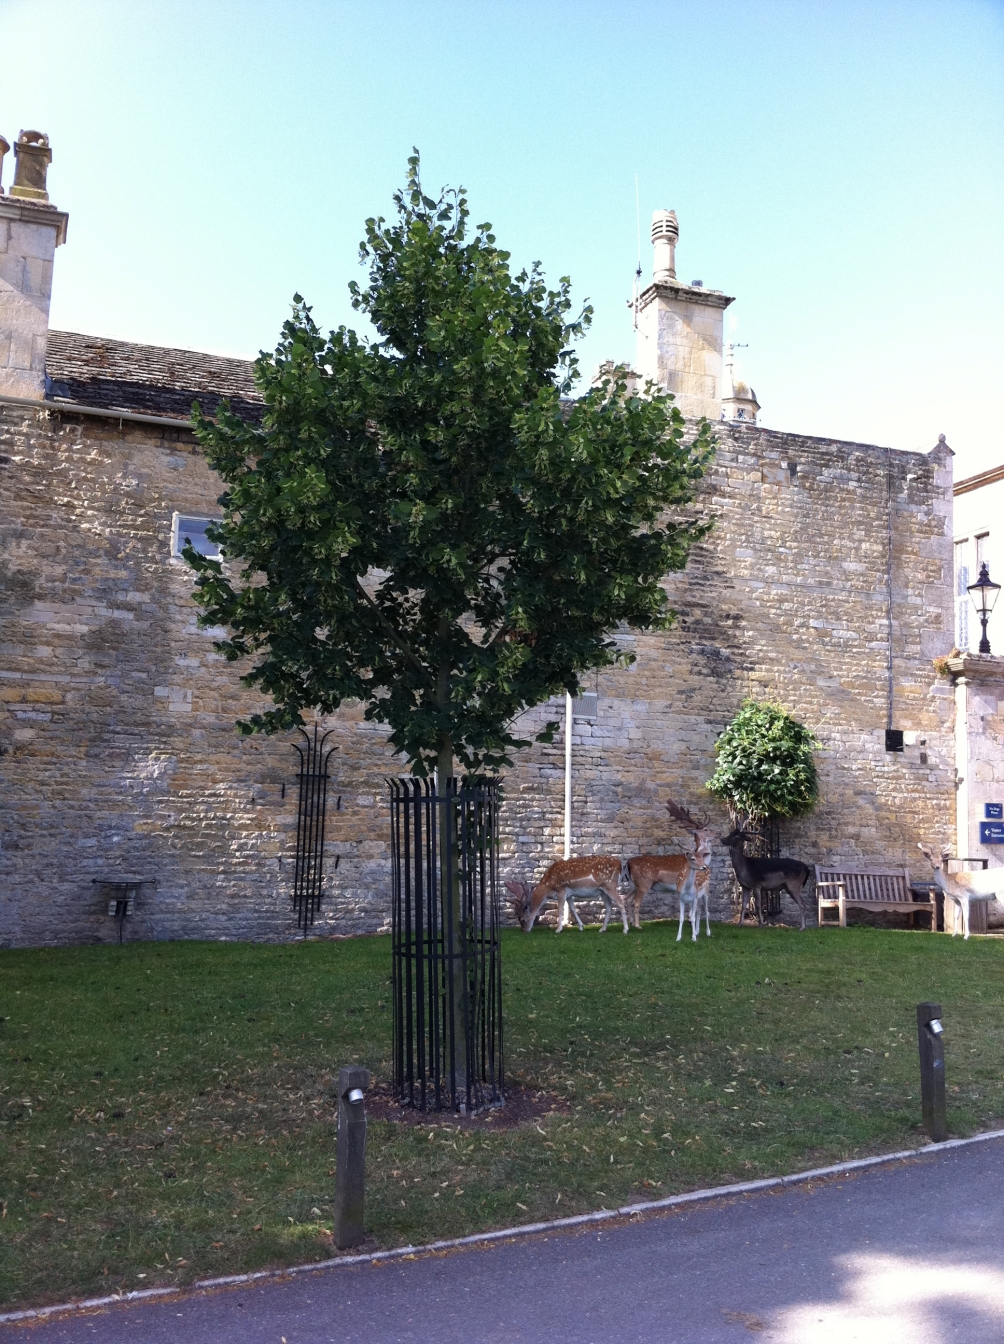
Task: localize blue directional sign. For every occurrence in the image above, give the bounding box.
[986,803,1003,820]
[979,820,1004,844]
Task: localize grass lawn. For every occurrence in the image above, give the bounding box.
[3,922,1004,1309]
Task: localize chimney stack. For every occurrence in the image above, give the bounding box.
[0,131,68,399]
[634,207,734,421]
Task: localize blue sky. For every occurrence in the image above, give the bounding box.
[2,0,1002,474]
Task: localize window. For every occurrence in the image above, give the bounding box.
[171,514,222,559]
[955,538,970,651]
[976,532,989,573]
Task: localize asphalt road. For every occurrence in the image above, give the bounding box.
[6,1138,1004,1343]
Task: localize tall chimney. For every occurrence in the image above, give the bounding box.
[0,131,68,400]
[634,208,733,421]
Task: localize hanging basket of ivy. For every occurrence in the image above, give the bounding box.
[705,699,819,828]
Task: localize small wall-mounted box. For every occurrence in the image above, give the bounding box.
[573,692,598,722]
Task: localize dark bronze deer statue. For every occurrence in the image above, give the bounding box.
[720,828,812,930]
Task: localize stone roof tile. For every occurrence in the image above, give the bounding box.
[45,330,264,421]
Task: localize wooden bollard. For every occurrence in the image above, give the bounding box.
[334,1065,371,1248]
[916,1002,948,1143]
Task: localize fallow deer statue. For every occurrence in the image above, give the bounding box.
[918,843,1004,939]
[626,800,715,940]
[721,829,812,931]
[505,856,629,934]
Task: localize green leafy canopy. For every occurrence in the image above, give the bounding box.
[185,153,715,775]
[705,699,819,823]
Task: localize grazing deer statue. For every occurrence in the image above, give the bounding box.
[626,800,715,940]
[721,828,812,931]
[505,856,629,934]
[918,844,1004,939]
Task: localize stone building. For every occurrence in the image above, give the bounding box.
[0,136,958,946]
[948,466,1004,867]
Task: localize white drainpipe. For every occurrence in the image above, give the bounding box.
[955,673,970,856]
[564,692,573,860]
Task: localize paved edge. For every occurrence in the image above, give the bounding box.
[5,1126,1004,1327]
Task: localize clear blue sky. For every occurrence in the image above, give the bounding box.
[3,0,1002,474]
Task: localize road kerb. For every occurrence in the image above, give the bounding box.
[4,1126,1004,1326]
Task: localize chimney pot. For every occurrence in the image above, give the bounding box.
[10,129,53,202]
[651,208,679,283]
[0,136,9,195]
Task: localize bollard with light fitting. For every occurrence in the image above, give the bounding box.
[917,1002,948,1142]
[334,1065,371,1248]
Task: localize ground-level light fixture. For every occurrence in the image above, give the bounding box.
[968,562,1001,653]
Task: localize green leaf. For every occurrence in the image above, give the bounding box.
[185,153,715,776]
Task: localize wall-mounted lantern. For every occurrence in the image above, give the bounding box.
[967,563,1001,653]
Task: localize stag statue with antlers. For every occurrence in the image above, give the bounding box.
[625,800,715,940]
[720,828,812,930]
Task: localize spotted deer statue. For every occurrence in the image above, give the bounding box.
[505,856,629,934]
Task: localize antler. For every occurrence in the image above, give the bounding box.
[666,798,711,832]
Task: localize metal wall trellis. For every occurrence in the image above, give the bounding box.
[390,777,504,1115]
[292,725,337,931]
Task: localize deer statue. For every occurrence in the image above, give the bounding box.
[626,800,715,939]
[918,844,1004,939]
[505,856,629,934]
[720,829,812,931]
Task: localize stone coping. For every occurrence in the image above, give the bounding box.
[0,194,68,244]
[946,653,1004,682]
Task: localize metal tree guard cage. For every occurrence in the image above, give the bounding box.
[292,725,337,931]
[390,777,504,1115]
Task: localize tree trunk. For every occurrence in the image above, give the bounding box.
[436,657,468,1105]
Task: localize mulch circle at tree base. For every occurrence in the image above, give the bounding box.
[363,1082,569,1130]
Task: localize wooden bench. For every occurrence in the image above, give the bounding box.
[815,865,936,930]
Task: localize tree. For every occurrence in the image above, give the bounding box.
[705,699,819,827]
[184,154,716,782]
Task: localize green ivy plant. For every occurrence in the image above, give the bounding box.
[705,699,819,825]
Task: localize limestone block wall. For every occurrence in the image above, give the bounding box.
[0,404,956,946]
[498,428,956,926]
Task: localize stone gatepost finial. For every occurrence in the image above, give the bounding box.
[0,136,10,196]
[10,130,52,202]
[651,209,679,283]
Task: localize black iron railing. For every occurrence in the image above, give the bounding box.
[292,725,337,931]
[390,777,504,1115]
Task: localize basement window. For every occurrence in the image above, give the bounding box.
[171,513,222,559]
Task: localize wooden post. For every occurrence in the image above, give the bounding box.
[334,1065,371,1247]
[916,1002,948,1142]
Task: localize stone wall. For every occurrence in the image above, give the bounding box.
[0,403,956,946]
